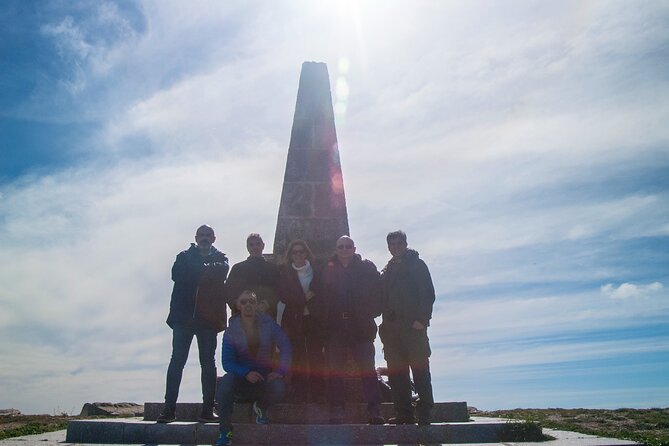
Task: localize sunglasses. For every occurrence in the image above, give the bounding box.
[239,298,257,306]
[291,249,306,255]
[336,244,354,249]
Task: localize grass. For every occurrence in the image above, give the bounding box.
[480,408,669,446]
[0,414,128,441]
[0,416,70,441]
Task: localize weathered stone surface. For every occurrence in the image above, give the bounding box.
[143,401,469,423]
[79,402,143,417]
[65,417,525,445]
[273,61,349,262]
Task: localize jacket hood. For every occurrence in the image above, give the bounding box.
[383,248,420,272]
[228,312,274,327]
[404,248,420,260]
[188,243,226,257]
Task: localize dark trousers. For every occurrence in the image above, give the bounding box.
[380,323,434,420]
[164,325,217,409]
[216,373,287,430]
[290,315,326,401]
[326,340,381,417]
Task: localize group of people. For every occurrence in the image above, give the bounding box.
[157,225,436,446]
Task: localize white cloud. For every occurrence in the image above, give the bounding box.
[601,282,664,300]
[3,0,669,413]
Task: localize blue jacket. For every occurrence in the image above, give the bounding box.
[222,313,292,378]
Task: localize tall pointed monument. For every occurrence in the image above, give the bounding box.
[273,62,349,262]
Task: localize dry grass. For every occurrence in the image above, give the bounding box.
[480,408,669,446]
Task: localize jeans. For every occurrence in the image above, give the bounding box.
[216,373,287,430]
[379,323,434,419]
[164,324,217,409]
[326,340,381,417]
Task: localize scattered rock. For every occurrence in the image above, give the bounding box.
[79,402,143,417]
[0,408,21,416]
[468,406,481,414]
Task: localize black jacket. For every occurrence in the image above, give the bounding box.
[226,256,280,318]
[381,249,435,328]
[167,244,229,331]
[321,254,382,343]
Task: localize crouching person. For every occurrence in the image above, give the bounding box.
[216,290,292,446]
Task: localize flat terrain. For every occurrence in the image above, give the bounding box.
[480,408,669,446]
[1,408,668,445]
[0,414,72,440]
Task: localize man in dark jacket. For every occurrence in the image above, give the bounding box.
[322,235,384,424]
[226,233,280,319]
[158,225,229,424]
[379,230,435,425]
[215,290,291,446]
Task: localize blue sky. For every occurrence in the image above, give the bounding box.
[1,0,668,414]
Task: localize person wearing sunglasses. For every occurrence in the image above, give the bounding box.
[321,235,384,425]
[215,290,292,446]
[278,239,326,403]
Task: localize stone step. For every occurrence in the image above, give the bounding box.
[143,401,469,423]
[66,417,515,445]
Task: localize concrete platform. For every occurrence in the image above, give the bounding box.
[143,401,470,423]
[65,417,523,444]
[2,420,641,446]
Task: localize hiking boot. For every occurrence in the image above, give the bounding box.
[252,401,269,424]
[417,414,432,426]
[417,408,432,426]
[215,428,232,446]
[198,406,218,423]
[156,406,176,424]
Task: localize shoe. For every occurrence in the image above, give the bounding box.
[388,415,416,425]
[198,407,218,423]
[417,417,431,426]
[368,415,385,425]
[156,406,176,424]
[215,428,232,446]
[252,401,269,424]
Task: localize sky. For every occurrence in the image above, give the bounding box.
[1,0,668,415]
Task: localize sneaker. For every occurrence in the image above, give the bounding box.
[368,415,385,425]
[388,415,416,425]
[198,407,218,423]
[252,401,269,424]
[215,428,232,446]
[156,407,176,424]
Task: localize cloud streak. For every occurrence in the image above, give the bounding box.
[1,0,668,413]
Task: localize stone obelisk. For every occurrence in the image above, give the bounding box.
[273,62,349,263]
